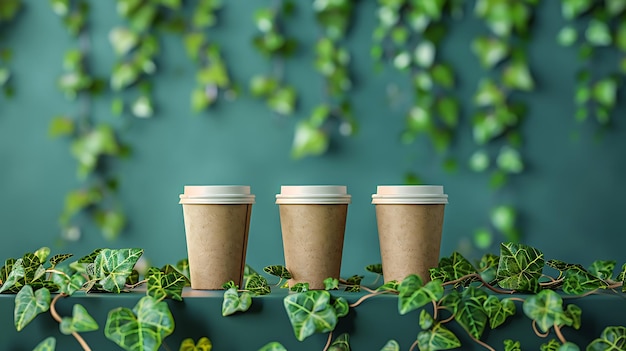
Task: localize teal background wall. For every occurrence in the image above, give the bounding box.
[1,1,625,278]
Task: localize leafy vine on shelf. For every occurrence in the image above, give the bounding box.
[249,0,298,118]
[291,0,356,159]
[1,242,625,351]
[557,0,626,126]
[49,0,128,241]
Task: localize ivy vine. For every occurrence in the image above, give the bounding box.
[0,0,22,99]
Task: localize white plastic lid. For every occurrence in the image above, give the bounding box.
[275,185,351,204]
[179,185,255,204]
[371,185,448,204]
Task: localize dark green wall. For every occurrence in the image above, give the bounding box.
[1,1,625,277]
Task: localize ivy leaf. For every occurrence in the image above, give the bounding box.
[245,273,271,295]
[263,265,292,279]
[592,78,617,107]
[503,59,534,91]
[557,26,578,47]
[0,258,24,293]
[366,263,383,275]
[430,64,454,88]
[558,342,581,351]
[258,342,288,351]
[587,326,626,351]
[324,277,339,290]
[472,36,509,68]
[453,286,489,339]
[333,297,349,318]
[14,285,51,331]
[147,265,189,301]
[105,295,174,351]
[398,277,444,315]
[420,310,434,330]
[344,275,363,292]
[588,260,616,281]
[60,304,99,335]
[283,290,338,341]
[561,0,593,19]
[522,290,574,333]
[483,296,516,329]
[222,287,252,316]
[417,322,461,351]
[50,267,86,296]
[436,97,459,128]
[376,280,399,292]
[585,19,612,46]
[328,333,350,351]
[430,252,477,283]
[478,253,500,283]
[496,147,524,174]
[562,268,605,294]
[504,339,522,351]
[176,259,190,281]
[179,337,212,351]
[380,340,400,351]
[93,248,143,293]
[291,120,329,159]
[49,254,73,268]
[496,242,544,293]
[32,337,56,351]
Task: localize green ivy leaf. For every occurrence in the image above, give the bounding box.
[496,242,544,293]
[430,252,477,283]
[472,36,509,68]
[398,275,443,315]
[474,79,504,107]
[0,258,24,293]
[14,285,51,331]
[50,267,86,296]
[105,295,174,351]
[324,277,339,290]
[592,78,617,107]
[291,120,329,159]
[558,342,580,351]
[258,342,288,351]
[176,259,190,281]
[420,309,434,330]
[504,339,522,351]
[333,297,349,318]
[263,265,292,279]
[496,147,524,174]
[561,0,593,20]
[436,97,459,128]
[60,304,99,335]
[380,339,400,351]
[328,333,350,351]
[32,337,56,351]
[93,248,143,293]
[147,265,189,301]
[430,64,454,88]
[503,59,534,91]
[245,273,271,295]
[587,326,626,351]
[585,19,612,46]
[49,253,73,268]
[283,290,338,341]
[417,322,461,351]
[179,337,213,351]
[522,290,574,333]
[588,260,616,281]
[557,26,578,47]
[365,264,383,275]
[483,296,516,329]
[222,287,252,316]
[562,268,605,294]
[540,339,561,351]
[453,286,489,339]
[376,280,399,292]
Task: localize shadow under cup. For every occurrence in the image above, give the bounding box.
[372,185,448,284]
[179,186,255,290]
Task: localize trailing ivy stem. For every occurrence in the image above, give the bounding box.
[125,279,147,289]
[467,332,496,351]
[50,293,92,351]
[443,273,514,294]
[46,269,71,281]
[322,331,333,351]
[408,339,419,351]
[349,290,391,308]
[531,320,549,338]
[359,285,377,294]
[508,297,525,303]
[554,324,567,344]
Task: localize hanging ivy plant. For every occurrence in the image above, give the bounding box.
[249,0,298,117]
[291,0,356,159]
[557,0,626,126]
[0,0,22,99]
[49,0,128,241]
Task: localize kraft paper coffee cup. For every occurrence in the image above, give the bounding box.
[276,186,351,289]
[372,185,448,283]
[179,185,255,290]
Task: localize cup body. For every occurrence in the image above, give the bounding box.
[372,185,448,283]
[179,186,254,290]
[276,186,351,289]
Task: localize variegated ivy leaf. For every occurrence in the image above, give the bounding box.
[562,268,606,295]
[540,339,561,351]
[146,265,189,302]
[34,247,51,264]
[222,280,238,289]
[14,285,51,331]
[179,337,212,351]
[50,266,86,296]
[222,287,252,316]
[376,280,399,292]
[290,282,309,292]
[451,286,489,339]
[176,259,190,282]
[619,263,626,292]
[478,253,500,283]
[258,342,287,351]
[324,277,339,290]
[328,333,350,351]
[380,340,400,351]
[587,326,626,351]
[565,304,582,330]
[333,297,349,318]
[419,309,434,330]
[0,258,25,293]
[588,260,616,281]
[522,290,575,333]
[398,276,444,315]
[366,263,383,275]
[60,304,99,335]
[1,258,17,283]
[263,265,292,279]
[245,273,271,295]
[417,322,461,351]
[483,296,516,329]
[77,248,103,264]
[557,342,580,351]
[504,339,521,351]
[32,337,56,351]
[430,252,477,284]
[344,275,363,292]
[546,259,584,277]
[93,248,143,293]
[496,242,544,293]
[49,253,73,268]
[283,290,338,341]
[105,295,174,351]
[126,269,140,286]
